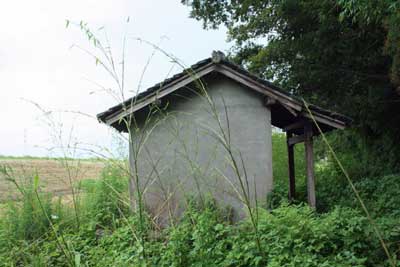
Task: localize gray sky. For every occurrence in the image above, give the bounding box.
[0,0,229,158]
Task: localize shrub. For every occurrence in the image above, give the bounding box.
[0,169,64,266]
[0,175,58,242]
[221,205,369,267]
[1,157,399,266]
[79,164,130,227]
[157,200,232,267]
[269,132,308,208]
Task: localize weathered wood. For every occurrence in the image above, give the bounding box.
[287,134,306,146]
[264,97,277,107]
[286,132,296,201]
[217,64,347,130]
[103,61,348,131]
[217,66,302,112]
[105,63,217,124]
[281,104,298,117]
[302,111,346,130]
[304,122,316,208]
[283,120,306,132]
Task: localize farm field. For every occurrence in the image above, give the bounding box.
[0,157,105,202]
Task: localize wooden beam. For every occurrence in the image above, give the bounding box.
[304,123,316,208]
[301,112,346,130]
[217,64,347,130]
[283,120,306,132]
[281,103,298,117]
[264,97,276,107]
[104,63,217,125]
[103,62,348,131]
[288,134,306,146]
[216,65,303,112]
[286,132,296,201]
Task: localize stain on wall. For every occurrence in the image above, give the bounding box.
[129,75,273,225]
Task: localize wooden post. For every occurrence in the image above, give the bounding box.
[304,122,316,208]
[286,132,296,201]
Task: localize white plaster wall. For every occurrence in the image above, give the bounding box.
[129,75,273,224]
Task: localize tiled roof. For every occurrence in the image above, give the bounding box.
[97,52,351,129]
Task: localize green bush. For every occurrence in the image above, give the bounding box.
[321,131,400,179]
[257,206,370,267]
[269,132,308,208]
[269,131,400,266]
[79,164,130,227]
[94,205,377,267]
[4,191,389,267]
[1,156,399,266]
[33,204,374,267]
[271,132,306,185]
[0,173,65,266]
[157,200,231,267]
[0,176,60,240]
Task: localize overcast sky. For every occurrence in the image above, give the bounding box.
[0,0,229,158]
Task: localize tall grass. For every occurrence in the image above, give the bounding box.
[63,20,276,260]
[302,99,397,267]
[1,142,399,266]
[79,164,130,227]
[0,20,398,266]
[0,164,75,266]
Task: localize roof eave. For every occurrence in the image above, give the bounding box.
[96,56,351,133]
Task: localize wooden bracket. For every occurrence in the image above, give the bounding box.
[264,97,277,107]
[287,134,306,146]
[282,103,298,117]
[283,120,307,132]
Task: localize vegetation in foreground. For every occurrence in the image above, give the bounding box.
[183,0,400,175]
[2,1,398,265]
[0,134,399,267]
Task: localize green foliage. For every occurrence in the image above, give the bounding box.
[79,164,130,227]
[252,206,368,267]
[0,174,67,266]
[269,136,400,266]
[0,164,131,266]
[1,159,399,266]
[338,0,400,85]
[182,0,400,173]
[269,132,307,207]
[318,131,400,179]
[12,204,373,267]
[157,200,232,267]
[316,173,400,266]
[269,131,400,266]
[271,132,306,183]
[0,178,56,242]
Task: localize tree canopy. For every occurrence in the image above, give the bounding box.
[183,0,400,172]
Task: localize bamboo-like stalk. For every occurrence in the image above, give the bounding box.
[302,98,396,267]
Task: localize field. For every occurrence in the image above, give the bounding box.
[0,147,399,266]
[0,158,105,202]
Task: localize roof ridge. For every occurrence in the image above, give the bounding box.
[97,52,351,131]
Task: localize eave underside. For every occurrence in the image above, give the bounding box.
[98,62,349,135]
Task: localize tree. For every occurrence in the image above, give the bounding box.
[339,0,400,87]
[182,0,400,173]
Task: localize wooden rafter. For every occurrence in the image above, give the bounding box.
[283,120,306,132]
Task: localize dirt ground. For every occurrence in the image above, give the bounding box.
[0,158,105,202]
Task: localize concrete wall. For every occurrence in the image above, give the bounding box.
[129,75,273,224]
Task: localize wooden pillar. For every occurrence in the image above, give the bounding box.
[286,132,296,201]
[304,122,316,208]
